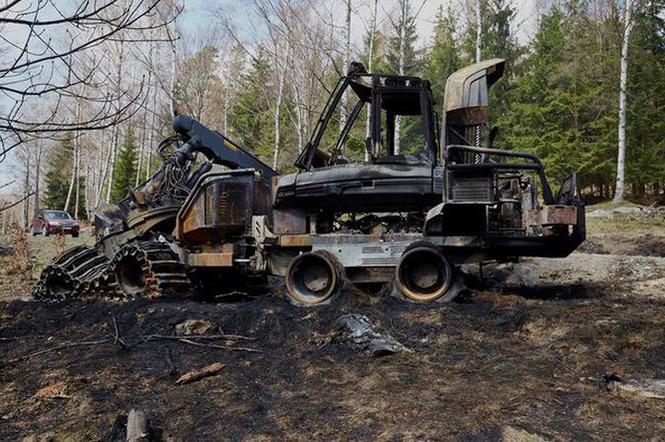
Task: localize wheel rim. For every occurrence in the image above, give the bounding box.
[286,252,338,305]
[397,246,451,302]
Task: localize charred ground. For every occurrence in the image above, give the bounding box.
[1,211,664,440]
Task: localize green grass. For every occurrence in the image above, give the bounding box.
[586,199,643,210]
[585,200,665,235]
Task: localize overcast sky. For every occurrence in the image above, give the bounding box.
[181,0,540,49]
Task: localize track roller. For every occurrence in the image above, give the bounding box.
[108,240,192,298]
[396,242,452,302]
[285,251,342,306]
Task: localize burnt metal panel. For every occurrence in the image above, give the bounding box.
[310,233,423,268]
[177,170,270,246]
[274,163,437,212]
[451,175,492,202]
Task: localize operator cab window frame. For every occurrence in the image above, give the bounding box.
[295,71,439,170]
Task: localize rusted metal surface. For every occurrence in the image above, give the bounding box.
[177,171,272,247]
[524,205,579,228]
[186,252,233,267]
[185,243,235,267]
[285,250,344,306]
[396,244,452,303]
[310,234,423,268]
[443,59,505,116]
[277,234,313,248]
[272,209,307,235]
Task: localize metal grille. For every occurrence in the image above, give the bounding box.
[204,182,248,227]
[362,246,384,254]
[362,257,399,266]
[452,176,492,202]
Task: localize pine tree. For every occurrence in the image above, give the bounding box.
[111,128,138,203]
[44,137,74,210]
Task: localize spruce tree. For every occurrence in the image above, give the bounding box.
[625,0,665,200]
[229,50,273,163]
[497,3,619,191]
[385,0,422,153]
[111,128,138,202]
[386,0,421,76]
[44,137,74,210]
[426,5,461,105]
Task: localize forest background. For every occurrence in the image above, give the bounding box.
[0,0,663,227]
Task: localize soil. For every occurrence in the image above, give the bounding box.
[2,218,665,441]
[578,233,665,257]
[2,237,665,440]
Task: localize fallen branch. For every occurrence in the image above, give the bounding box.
[6,338,111,364]
[4,332,259,366]
[175,362,225,385]
[174,337,262,353]
[141,333,254,341]
[111,314,129,350]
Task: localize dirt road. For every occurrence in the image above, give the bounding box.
[1,232,664,440]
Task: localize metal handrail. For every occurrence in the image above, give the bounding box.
[445,144,554,204]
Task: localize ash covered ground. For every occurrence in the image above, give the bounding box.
[1,229,665,440]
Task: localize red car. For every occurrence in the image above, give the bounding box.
[31,209,80,237]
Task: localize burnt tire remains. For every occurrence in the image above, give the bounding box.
[286,251,342,306]
[396,243,452,303]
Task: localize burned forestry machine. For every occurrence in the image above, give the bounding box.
[34,58,585,305]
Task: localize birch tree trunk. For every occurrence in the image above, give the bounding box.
[97,142,113,207]
[146,79,158,179]
[475,0,482,63]
[94,130,107,208]
[106,41,125,203]
[23,153,30,228]
[65,100,82,212]
[168,20,178,116]
[137,50,153,186]
[272,46,286,170]
[613,0,633,203]
[339,0,351,138]
[85,162,91,219]
[223,86,229,134]
[394,0,407,155]
[33,140,42,217]
[365,0,378,161]
[474,0,482,149]
[74,144,80,219]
